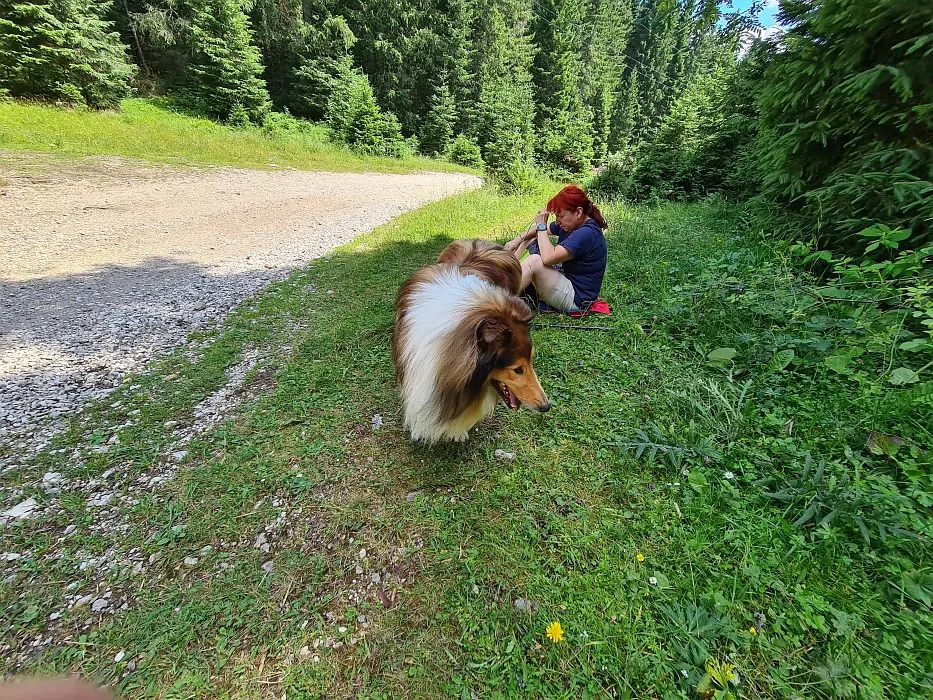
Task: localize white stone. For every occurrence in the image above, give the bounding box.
[2,498,38,521]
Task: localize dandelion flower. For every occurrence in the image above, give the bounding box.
[649,577,658,585]
[546,621,564,643]
[724,471,735,480]
[749,627,757,635]
[636,553,645,562]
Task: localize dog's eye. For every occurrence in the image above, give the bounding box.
[513,367,524,375]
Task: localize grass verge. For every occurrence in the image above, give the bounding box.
[0,99,476,175]
[1,189,930,699]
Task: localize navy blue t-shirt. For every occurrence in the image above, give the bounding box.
[528,218,607,306]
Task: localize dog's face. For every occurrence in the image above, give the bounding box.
[475,300,550,413]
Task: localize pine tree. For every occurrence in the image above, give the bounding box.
[0,0,135,108]
[184,0,271,123]
[609,68,642,152]
[290,15,357,120]
[419,84,457,156]
[531,0,596,174]
[326,69,406,157]
[580,0,632,164]
[755,0,933,248]
[473,2,537,171]
[341,0,476,136]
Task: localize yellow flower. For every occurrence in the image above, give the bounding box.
[636,553,645,562]
[749,627,758,635]
[546,621,564,643]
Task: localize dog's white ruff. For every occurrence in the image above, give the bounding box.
[397,270,503,443]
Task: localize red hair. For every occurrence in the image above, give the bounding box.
[546,185,607,229]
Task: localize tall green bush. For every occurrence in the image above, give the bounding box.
[755,0,933,249]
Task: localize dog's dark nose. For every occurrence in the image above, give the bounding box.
[538,403,551,413]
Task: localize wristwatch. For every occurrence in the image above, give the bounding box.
[536,223,547,231]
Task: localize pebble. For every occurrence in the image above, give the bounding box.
[72,595,93,609]
[513,598,537,612]
[1,498,37,521]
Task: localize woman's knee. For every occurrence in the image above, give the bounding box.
[523,254,544,272]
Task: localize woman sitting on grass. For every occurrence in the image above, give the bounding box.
[505,185,608,313]
[504,185,608,313]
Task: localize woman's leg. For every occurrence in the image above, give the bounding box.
[520,255,576,312]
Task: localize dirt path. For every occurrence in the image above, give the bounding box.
[0,153,482,458]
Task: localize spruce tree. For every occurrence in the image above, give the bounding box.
[609,68,642,152]
[326,69,406,157]
[756,0,933,248]
[419,84,457,156]
[0,0,135,108]
[290,15,357,121]
[184,0,271,123]
[473,2,536,172]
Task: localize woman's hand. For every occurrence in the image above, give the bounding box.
[535,209,549,227]
[504,236,522,252]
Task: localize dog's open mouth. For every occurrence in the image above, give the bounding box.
[495,381,521,411]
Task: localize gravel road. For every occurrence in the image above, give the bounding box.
[0,153,481,460]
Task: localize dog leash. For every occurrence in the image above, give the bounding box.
[531,322,614,331]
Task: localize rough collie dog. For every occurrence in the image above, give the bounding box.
[393,239,551,443]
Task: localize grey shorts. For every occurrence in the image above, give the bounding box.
[538,272,579,313]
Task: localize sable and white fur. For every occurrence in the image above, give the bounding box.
[393,240,550,443]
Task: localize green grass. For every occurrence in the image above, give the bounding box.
[0,98,477,174]
[1,189,931,698]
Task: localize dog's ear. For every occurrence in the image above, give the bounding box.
[477,317,512,348]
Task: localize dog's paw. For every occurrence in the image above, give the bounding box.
[450,431,470,443]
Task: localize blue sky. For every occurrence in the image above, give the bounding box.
[721,0,781,30]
